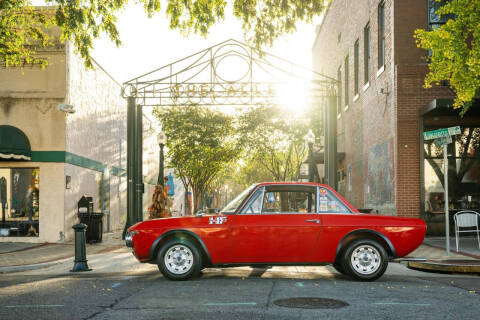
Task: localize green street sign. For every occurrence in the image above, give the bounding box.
[424,126,461,140]
[433,135,452,148]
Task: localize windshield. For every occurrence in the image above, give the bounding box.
[221,184,258,214]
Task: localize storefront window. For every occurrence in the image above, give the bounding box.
[424,128,480,222]
[0,168,39,237]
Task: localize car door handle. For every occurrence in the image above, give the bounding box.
[306,219,320,224]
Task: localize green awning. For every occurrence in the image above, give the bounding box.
[0,125,31,160]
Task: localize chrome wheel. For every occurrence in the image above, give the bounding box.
[350,244,381,275]
[164,245,194,275]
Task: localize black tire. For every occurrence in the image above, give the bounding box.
[341,239,388,281]
[157,239,202,280]
[332,261,346,275]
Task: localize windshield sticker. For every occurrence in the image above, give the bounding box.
[319,188,327,195]
[209,217,227,225]
[320,200,328,212]
[329,201,337,211]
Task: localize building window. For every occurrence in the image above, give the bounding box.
[344,55,349,106]
[378,1,385,69]
[0,168,39,237]
[364,23,370,83]
[354,39,359,95]
[428,0,452,30]
[337,66,342,114]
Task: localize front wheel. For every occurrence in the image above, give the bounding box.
[157,239,202,280]
[342,239,388,281]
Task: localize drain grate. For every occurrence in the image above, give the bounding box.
[274,297,348,309]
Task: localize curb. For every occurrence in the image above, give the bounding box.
[422,243,480,260]
[0,257,72,274]
[0,246,127,274]
[408,260,480,274]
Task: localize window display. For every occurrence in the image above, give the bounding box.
[0,168,39,237]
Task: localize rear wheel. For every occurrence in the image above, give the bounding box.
[157,239,202,280]
[342,239,388,281]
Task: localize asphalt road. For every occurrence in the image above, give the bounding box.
[1,251,479,320]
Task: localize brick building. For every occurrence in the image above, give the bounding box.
[312,0,480,233]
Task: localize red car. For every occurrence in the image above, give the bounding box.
[126,182,426,281]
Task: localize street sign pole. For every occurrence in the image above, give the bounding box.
[424,126,460,257]
[443,145,449,256]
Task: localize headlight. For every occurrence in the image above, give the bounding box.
[125,232,133,248]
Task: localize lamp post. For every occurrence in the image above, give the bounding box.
[157,131,167,187]
[304,129,316,183]
[224,185,229,206]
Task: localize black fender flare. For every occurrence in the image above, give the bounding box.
[335,229,398,259]
[148,229,213,265]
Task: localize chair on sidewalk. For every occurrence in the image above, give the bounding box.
[454,211,480,252]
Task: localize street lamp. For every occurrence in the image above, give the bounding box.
[157,131,167,186]
[304,129,315,182]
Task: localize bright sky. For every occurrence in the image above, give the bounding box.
[89,4,320,84]
[31,1,322,114]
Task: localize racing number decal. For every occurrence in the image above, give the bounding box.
[209,217,227,225]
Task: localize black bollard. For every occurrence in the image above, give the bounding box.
[71,223,92,272]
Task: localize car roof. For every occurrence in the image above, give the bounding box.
[256,182,326,187]
[252,182,358,213]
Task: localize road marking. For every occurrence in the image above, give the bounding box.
[373,303,430,306]
[5,305,64,308]
[203,302,257,306]
[111,283,122,288]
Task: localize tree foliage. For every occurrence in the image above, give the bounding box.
[415,0,480,114]
[0,1,53,67]
[234,156,275,188]
[1,0,328,69]
[153,105,241,214]
[238,106,309,182]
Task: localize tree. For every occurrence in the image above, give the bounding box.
[1,1,328,69]
[153,105,241,214]
[414,0,480,114]
[234,156,275,188]
[0,2,53,68]
[238,105,309,182]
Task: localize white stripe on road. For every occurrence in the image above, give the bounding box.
[203,302,257,306]
[373,303,430,306]
[5,305,64,308]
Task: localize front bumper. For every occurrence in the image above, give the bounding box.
[125,232,133,248]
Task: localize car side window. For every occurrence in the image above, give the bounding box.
[318,187,351,213]
[239,187,264,214]
[262,190,316,213]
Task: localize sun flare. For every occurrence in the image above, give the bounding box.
[274,80,311,113]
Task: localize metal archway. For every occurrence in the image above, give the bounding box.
[122,39,339,232]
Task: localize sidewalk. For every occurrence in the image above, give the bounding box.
[0,232,127,273]
[407,236,480,273]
